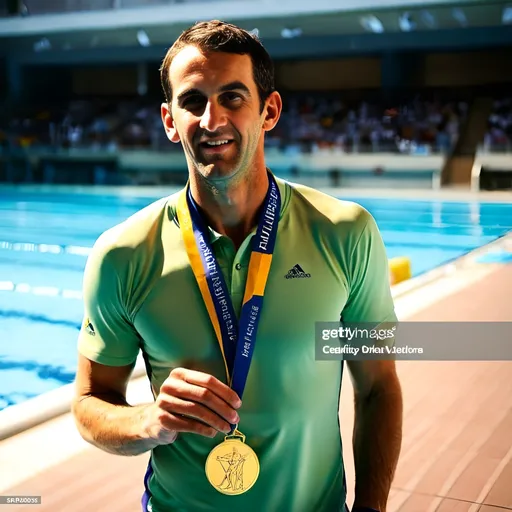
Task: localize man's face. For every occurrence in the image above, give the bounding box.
[161,45,277,182]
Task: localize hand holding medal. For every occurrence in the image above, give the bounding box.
[141,367,242,444]
[177,171,281,496]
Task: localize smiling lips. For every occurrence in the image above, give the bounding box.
[199,139,235,153]
[204,139,230,146]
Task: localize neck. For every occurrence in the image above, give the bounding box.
[189,169,270,249]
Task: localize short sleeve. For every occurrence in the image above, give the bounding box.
[341,210,397,325]
[77,234,141,366]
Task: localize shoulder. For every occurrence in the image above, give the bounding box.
[278,176,374,237]
[87,193,176,273]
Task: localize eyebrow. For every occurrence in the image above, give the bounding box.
[176,81,251,104]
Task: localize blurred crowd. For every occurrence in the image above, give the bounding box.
[0,93,473,156]
[483,97,512,152]
[0,99,168,153]
[268,95,466,155]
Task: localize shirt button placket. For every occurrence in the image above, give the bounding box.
[231,260,245,300]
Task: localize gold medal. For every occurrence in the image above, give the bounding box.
[205,429,260,495]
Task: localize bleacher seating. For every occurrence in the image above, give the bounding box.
[483,97,512,153]
[0,93,467,157]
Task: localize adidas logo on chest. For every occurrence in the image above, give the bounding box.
[284,264,311,279]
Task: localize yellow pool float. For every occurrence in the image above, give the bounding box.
[389,257,412,285]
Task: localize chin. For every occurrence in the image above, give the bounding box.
[197,162,242,183]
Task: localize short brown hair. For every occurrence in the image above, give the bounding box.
[160,20,275,112]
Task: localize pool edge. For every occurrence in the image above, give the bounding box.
[0,356,147,441]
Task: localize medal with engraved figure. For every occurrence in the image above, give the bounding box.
[178,172,280,495]
[205,429,260,495]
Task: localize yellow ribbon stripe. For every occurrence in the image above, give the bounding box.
[242,252,273,306]
[177,190,228,378]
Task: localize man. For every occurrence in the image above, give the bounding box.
[72,20,403,512]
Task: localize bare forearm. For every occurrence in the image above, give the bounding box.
[72,395,159,456]
[352,376,403,511]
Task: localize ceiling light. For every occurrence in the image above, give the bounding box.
[502,5,512,24]
[137,29,150,47]
[420,10,436,29]
[33,37,51,52]
[360,15,384,33]
[398,12,416,32]
[452,8,468,27]
[281,28,302,38]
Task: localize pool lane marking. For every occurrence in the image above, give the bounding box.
[0,241,91,256]
[0,281,82,299]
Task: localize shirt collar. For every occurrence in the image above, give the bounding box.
[178,170,288,244]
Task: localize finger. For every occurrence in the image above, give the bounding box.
[170,368,241,409]
[159,396,232,433]
[160,410,218,438]
[164,380,240,426]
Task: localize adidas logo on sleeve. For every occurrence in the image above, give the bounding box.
[284,264,311,279]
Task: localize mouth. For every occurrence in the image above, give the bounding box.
[199,139,235,154]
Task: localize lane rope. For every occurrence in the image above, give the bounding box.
[0,281,82,300]
[0,241,86,299]
[0,241,91,256]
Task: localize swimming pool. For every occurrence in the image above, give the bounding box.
[1,186,511,412]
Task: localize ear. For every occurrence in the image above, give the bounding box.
[262,91,283,132]
[161,102,181,143]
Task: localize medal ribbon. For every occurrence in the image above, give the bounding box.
[177,172,280,402]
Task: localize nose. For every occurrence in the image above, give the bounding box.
[199,100,228,133]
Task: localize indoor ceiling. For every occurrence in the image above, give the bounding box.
[1,1,511,57]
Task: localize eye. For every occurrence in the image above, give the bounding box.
[182,96,205,109]
[222,92,243,104]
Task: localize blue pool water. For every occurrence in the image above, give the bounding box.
[0,187,511,411]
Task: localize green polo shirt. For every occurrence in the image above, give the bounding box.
[77,174,396,512]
